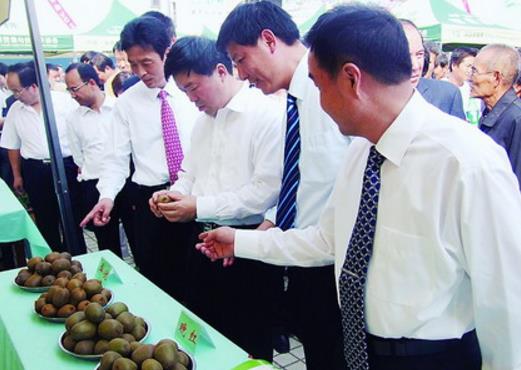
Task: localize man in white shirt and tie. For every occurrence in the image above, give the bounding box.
[0,61,86,255]
[149,36,284,361]
[81,15,199,300]
[198,4,521,370]
[64,62,123,257]
[215,2,349,368]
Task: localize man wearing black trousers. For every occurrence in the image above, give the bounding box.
[0,62,86,255]
[81,15,199,301]
[64,63,123,257]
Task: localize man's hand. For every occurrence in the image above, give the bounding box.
[13,175,24,194]
[257,219,275,231]
[80,198,114,227]
[196,226,236,261]
[157,193,196,222]
[148,190,182,218]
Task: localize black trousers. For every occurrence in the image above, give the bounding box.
[283,265,346,370]
[80,179,121,257]
[0,147,13,189]
[367,330,482,370]
[132,183,195,301]
[115,179,138,257]
[21,157,86,255]
[185,223,277,362]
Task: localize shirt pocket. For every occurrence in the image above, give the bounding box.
[367,226,435,307]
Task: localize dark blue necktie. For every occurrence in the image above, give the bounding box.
[275,94,301,231]
[339,146,385,370]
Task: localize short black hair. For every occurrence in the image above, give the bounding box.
[65,63,101,86]
[435,52,449,68]
[450,47,478,70]
[113,40,123,53]
[8,62,37,87]
[217,1,300,52]
[142,10,176,39]
[111,71,133,97]
[80,51,99,64]
[305,4,411,85]
[90,53,115,71]
[120,15,172,58]
[164,36,233,80]
[0,62,8,76]
[46,63,59,73]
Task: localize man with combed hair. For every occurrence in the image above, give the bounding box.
[198,4,521,369]
[471,43,521,187]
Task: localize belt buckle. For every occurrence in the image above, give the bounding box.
[42,158,51,164]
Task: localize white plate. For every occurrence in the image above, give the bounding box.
[35,291,114,322]
[13,280,50,292]
[58,319,150,360]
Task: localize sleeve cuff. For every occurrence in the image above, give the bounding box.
[264,206,277,224]
[235,230,261,260]
[196,196,217,220]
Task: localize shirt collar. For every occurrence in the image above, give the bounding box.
[480,88,518,128]
[144,77,178,100]
[76,94,116,116]
[376,90,426,167]
[223,82,250,113]
[287,50,309,101]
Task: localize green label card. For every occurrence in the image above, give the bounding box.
[231,359,273,370]
[175,310,215,354]
[95,257,122,284]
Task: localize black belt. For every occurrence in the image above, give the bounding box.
[367,330,477,356]
[198,222,259,232]
[23,156,73,165]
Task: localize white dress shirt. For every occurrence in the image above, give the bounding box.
[0,91,76,159]
[236,92,521,369]
[97,79,199,200]
[170,83,284,226]
[66,95,116,181]
[264,52,350,229]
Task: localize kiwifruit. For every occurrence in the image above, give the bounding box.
[101,288,112,300]
[156,339,178,351]
[65,311,86,331]
[57,270,72,280]
[108,337,132,357]
[121,333,136,343]
[51,258,71,274]
[99,351,122,370]
[129,341,141,352]
[57,304,76,317]
[62,334,77,351]
[24,273,42,287]
[90,293,108,306]
[53,277,69,288]
[72,272,87,282]
[177,351,190,367]
[131,344,155,366]
[156,194,171,203]
[85,302,105,323]
[153,343,177,369]
[66,278,83,291]
[27,256,44,272]
[70,287,87,306]
[117,312,135,332]
[141,358,163,370]
[34,261,52,276]
[15,269,32,285]
[69,265,82,275]
[77,300,91,311]
[40,304,57,317]
[94,339,110,355]
[51,287,70,308]
[41,275,56,286]
[71,260,83,270]
[83,279,102,298]
[106,302,128,318]
[112,357,137,370]
[131,324,146,341]
[60,251,72,260]
[70,320,97,341]
[97,319,124,340]
[74,340,95,355]
[35,297,46,312]
[44,252,61,264]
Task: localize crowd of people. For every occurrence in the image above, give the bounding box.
[1,2,521,369]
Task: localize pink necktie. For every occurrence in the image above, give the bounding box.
[158,90,184,183]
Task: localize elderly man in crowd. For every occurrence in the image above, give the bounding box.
[471,44,521,187]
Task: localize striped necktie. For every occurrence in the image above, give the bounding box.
[158,89,183,183]
[339,146,385,369]
[275,93,301,231]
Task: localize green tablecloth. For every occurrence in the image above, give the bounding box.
[0,250,250,370]
[0,178,51,257]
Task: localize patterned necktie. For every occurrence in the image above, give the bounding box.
[158,90,183,183]
[275,93,301,231]
[339,146,385,370]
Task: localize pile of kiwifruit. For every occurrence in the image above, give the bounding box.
[34,277,112,318]
[98,339,192,370]
[14,251,83,288]
[61,301,148,357]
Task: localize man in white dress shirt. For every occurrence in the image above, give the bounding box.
[0,62,86,255]
[81,15,199,300]
[215,2,349,368]
[149,36,284,361]
[64,63,122,257]
[198,4,521,370]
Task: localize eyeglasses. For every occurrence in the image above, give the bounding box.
[66,81,88,94]
[10,86,27,97]
[470,66,495,77]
